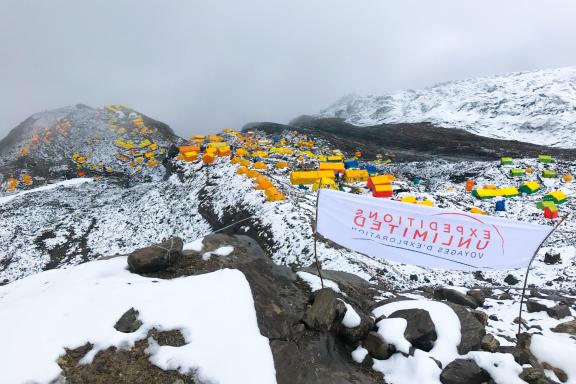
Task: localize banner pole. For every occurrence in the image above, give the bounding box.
[517,214,568,335]
[313,178,325,288]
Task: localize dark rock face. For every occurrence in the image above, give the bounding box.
[389,308,437,352]
[440,359,490,384]
[546,304,571,320]
[504,274,520,285]
[127,237,183,273]
[544,250,562,265]
[114,308,143,333]
[363,331,390,360]
[303,288,346,332]
[433,287,478,309]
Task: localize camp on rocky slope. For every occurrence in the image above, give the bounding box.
[0,104,575,383]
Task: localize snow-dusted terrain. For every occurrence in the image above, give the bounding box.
[318,66,576,148]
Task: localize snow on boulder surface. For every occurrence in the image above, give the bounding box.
[371,300,526,384]
[0,257,276,384]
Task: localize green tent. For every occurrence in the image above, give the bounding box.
[500,157,513,166]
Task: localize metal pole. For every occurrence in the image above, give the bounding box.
[517,214,569,335]
[313,178,325,288]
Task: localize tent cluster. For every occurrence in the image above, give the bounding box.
[468,153,572,219]
[1,173,33,193]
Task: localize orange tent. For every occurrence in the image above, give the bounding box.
[202,153,215,165]
[247,170,260,178]
[253,162,268,170]
[230,157,241,164]
[236,166,248,175]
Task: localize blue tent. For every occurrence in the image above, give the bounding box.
[361,165,377,174]
[495,200,506,211]
[344,160,359,169]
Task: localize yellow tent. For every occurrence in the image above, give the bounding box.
[236,148,249,157]
[231,157,242,164]
[240,159,251,167]
[312,178,337,191]
[400,195,417,204]
[344,169,368,183]
[319,162,345,172]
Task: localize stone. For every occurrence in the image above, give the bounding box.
[542,362,568,383]
[302,288,346,331]
[481,334,500,352]
[335,306,374,344]
[544,250,562,265]
[444,303,486,354]
[504,274,519,285]
[127,237,183,273]
[114,308,142,333]
[466,289,486,307]
[496,292,513,300]
[389,308,437,351]
[433,287,478,309]
[520,367,551,384]
[552,319,576,335]
[363,331,390,360]
[526,299,549,313]
[546,304,571,320]
[440,359,490,384]
[470,310,488,326]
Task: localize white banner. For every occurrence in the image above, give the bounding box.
[317,189,553,271]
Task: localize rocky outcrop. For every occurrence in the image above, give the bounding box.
[127,237,183,273]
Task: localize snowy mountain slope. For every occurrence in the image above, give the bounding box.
[318,66,576,148]
[0,104,181,183]
[1,153,575,297]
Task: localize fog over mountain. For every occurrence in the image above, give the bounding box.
[2,0,576,138]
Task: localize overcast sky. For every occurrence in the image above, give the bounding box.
[1,0,576,137]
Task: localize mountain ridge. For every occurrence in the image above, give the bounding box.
[318,66,576,148]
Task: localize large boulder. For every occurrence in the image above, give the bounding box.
[127,237,183,273]
[552,319,576,335]
[433,288,478,309]
[481,334,500,352]
[444,303,486,354]
[546,304,571,320]
[363,331,390,360]
[440,359,490,384]
[543,250,562,265]
[335,305,374,344]
[388,308,437,351]
[526,299,548,313]
[303,288,346,331]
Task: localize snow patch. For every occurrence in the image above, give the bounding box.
[0,258,276,384]
[0,178,93,206]
[296,271,341,293]
[183,237,204,252]
[339,300,361,328]
[202,245,234,260]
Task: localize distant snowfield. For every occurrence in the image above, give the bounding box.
[318,66,576,148]
[0,258,276,384]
